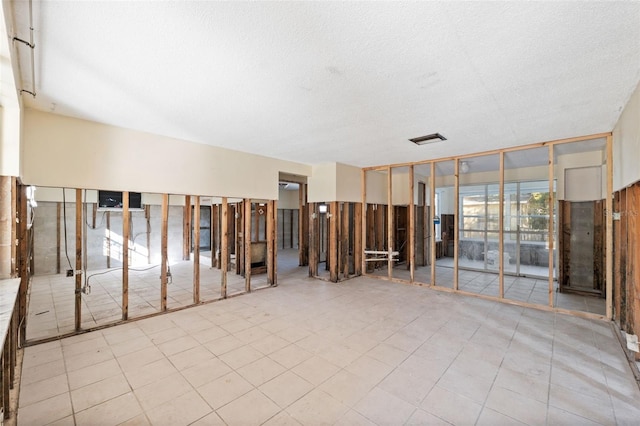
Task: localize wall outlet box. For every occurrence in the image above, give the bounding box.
[66,269,73,277]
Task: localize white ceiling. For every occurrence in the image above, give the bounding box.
[9,1,640,168]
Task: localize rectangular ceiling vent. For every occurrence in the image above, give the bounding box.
[409,133,447,145]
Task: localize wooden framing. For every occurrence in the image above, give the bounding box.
[605,134,613,319]
[548,146,555,307]
[267,200,276,285]
[499,152,505,298]
[122,191,129,321]
[221,198,229,298]
[183,195,191,261]
[106,212,111,268]
[161,194,169,311]
[409,166,415,283]
[193,196,201,304]
[354,202,363,276]
[613,191,621,324]
[341,203,350,279]
[430,162,436,285]
[17,185,28,343]
[75,189,82,330]
[453,161,459,290]
[236,202,243,275]
[145,205,151,265]
[329,201,339,282]
[244,199,252,292]
[299,184,309,266]
[212,204,219,268]
[56,202,61,274]
[387,167,393,279]
[11,177,17,277]
[361,170,368,275]
[92,203,97,229]
[309,203,318,277]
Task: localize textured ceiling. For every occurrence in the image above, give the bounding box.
[10,1,640,167]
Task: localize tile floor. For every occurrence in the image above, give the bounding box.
[18,271,640,425]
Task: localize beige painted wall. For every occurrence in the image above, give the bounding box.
[613,80,640,191]
[278,188,299,210]
[0,105,21,176]
[22,110,311,200]
[556,151,605,200]
[307,163,336,203]
[335,163,361,202]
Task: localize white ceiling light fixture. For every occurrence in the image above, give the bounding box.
[460,161,470,173]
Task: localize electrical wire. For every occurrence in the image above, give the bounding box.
[83,263,171,295]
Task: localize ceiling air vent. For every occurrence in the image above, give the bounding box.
[409,133,447,145]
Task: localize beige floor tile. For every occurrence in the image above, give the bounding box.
[219,318,254,334]
[546,406,602,426]
[366,343,410,367]
[268,344,313,369]
[291,356,340,386]
[203,334,245,356]
[20,358,66,386]
[70,374,131,412]
[286,389,349,425]
[318,370,373,407]
[17,392,72,425]
[124,358,178,389]
[262,410,303,426]
[191,325,228,344]
[378,367,437,406]
[67,358,123,390]
[117,413,151,426]
[259,371,314,408]
[250,334,291,355]
[345,354,394,386]
[180,357,232,388]
[438,366,495,404]
[405,409,451,426]
[22,346,64,369]
[19,373,69,408]
[196,371,253,410]
[64,346,115,372]
[333,409,377,426]
[276,326,312,344]
[168,346,215,371]
[476,407,527,425]
[234,326,272,344]
[133,372,194,411]
[75,392,142,425]
[548,383,616,425]
[47,415,75,426]
[485,386,548,425]
[190,411,226,426]
[217,389,280,425]
[354,387,416,425]
[421,386,483,425]
[236,356,286,387]
[110,335,154,357]
[116,346,166,373]
[145,390,212,426]
[218,344,264,369]
[147,326,187,345]
[156,335,200,357]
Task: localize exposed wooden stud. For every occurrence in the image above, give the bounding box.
[245,199,252,292]
[10,177,17,277]
[75,189,82,330]
[299,184,309,266]
[499,152,505,298]
[375,204,385,270]
[267,200,275,285]
[145,205,151,264]
[106,211,111,268]
[613,191,621,324]
[387,167,393,279]
[183,195,191,261]
[56,202,61,274]
[309,203,318,277]
[290,209,294,249]
[366,205,375,273]
[342,203,350,279]
[236,203,243,275]
[548,146,555,307]
[122,191,129,321]
[430,162,436,286]
[605,134,614,320]
[193,196,201,304]
[630,184,640,360]
[161,194,169,311]
[212,204,219,268]
[453,161,459,291]
[329,201,339,282]
[409,165,415,283]
[354,202,363,276]
[17,185,28,343]
[273,200,278,285]
[363,132,612,171]
[361,169,367,275]
[221,198,229,298]
[92,202,97,229]
[336,203,342,278]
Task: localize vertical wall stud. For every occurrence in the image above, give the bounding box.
[122,191,129,320]
[244,199,252,292]
[329,201,339,282]
[309,203,318,277]
[273,200,278,285]
[221,198,229,298]
[430,162,436,285]
[605,134,613,319]
[75,189,83,330]
[454,161,459,291]
[354,202,363,276]
[92,203,97,229]
[387,167,394,279]
[212,204,219,269]
[145,205,151,264]
[548,146,555,307]
[18,185,28,343]
[409,166,415,283]
[56,202,61,274]
[183,195,191,261]
[193,196,201,304]
[161,194,169,311]
[361,169,367,275]
[342,203,350,279]
[499,152,505,298]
